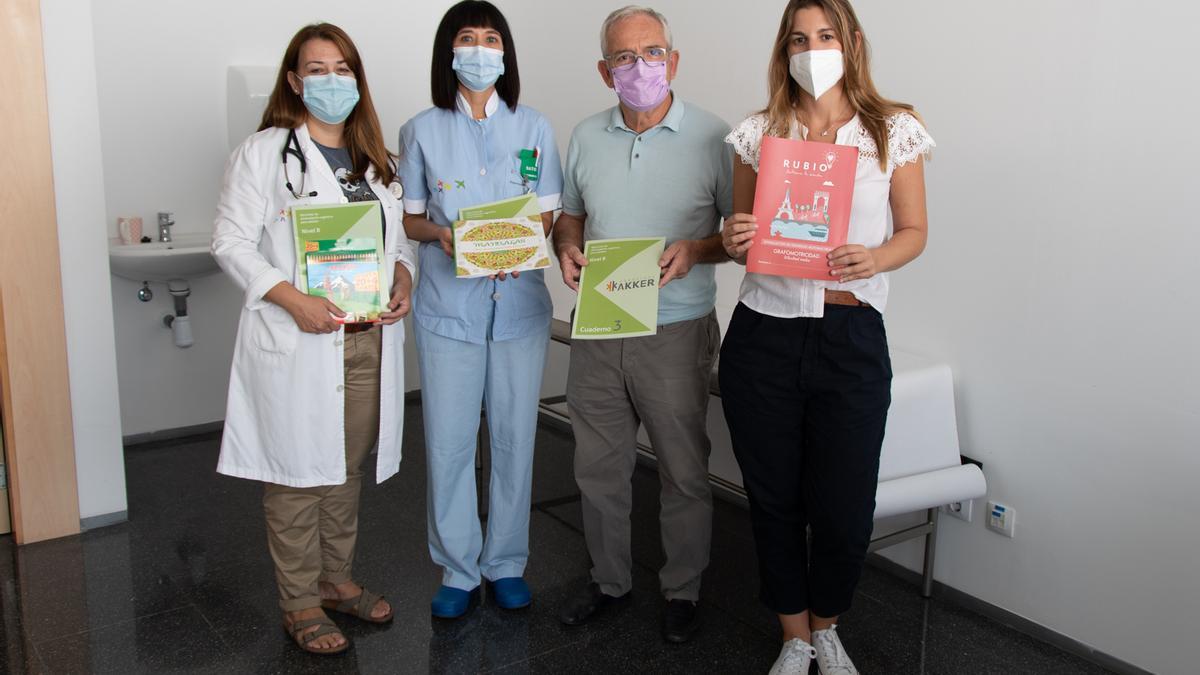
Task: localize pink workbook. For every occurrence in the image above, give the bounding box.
[749,136,859,280]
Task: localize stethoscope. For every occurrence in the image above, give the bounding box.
[282,128,318,199]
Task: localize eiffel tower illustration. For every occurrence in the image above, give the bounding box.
[775,188,795,221]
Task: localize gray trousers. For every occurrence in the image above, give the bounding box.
[566,312,720,601]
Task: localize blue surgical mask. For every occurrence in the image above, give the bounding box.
[301,73,360,124]
[452,46,505,92]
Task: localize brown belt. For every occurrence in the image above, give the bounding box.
[344,322,378,334]
[824,290,870,308]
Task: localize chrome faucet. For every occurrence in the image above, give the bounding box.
[157,212,174,243]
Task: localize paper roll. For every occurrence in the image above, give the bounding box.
[873,464,986,520]
[878,357,963,482]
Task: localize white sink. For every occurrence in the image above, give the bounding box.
[108,232,220,282]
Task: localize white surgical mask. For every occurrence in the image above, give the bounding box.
[789,50,844,100]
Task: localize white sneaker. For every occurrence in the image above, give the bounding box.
[811,625,858,675]
[768,637,817,675]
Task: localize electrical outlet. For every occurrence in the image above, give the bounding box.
[942,499,973,523]
[986,501,1015,537]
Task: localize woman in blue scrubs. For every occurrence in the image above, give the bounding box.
[398,0,562,619]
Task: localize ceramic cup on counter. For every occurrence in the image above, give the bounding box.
[117,217,143,245]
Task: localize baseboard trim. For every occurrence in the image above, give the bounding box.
[122,391,424,447]
[538,406,748,510]
[336,395,1150,675]
[536,406,1146,675]
[866,554,1151,675]
[80,510,127,531]
[123,421,224,447]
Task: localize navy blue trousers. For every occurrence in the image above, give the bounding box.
[719,302,892,617]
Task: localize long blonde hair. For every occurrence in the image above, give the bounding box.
[763,0,919,171]
[260,23,396,185]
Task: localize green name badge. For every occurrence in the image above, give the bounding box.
[518,148,539,181]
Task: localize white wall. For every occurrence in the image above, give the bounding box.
[40,0,127,520]
[853,4,1199,674]
[91,2,439,435]
[83,1,1197,672]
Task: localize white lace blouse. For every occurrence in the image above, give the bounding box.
[725,111,934,318]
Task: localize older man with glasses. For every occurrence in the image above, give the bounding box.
[552,5,734,643]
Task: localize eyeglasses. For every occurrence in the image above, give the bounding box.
[605,46,671,68]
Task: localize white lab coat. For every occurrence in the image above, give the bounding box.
[211,124,416,487]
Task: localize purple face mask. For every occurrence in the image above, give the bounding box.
[610,59,671,112]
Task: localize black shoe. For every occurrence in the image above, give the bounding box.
[662,599,700,643]
[558,582,629,626]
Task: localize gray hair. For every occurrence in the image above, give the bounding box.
[600,5,673,57]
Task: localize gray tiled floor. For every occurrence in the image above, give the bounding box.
[0,403,1111,674]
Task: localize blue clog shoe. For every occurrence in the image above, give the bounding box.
[431,585,480,619]
[489,577,532,610]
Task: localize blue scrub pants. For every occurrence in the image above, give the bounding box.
[414,321,550,591]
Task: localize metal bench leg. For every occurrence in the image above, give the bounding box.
[921,507,938,598]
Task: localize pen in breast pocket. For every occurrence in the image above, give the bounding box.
[532,146,541,192]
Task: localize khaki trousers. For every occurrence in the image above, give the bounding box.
[263,325,381,612]
[566,312,720,601]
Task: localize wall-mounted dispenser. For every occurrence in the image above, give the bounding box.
[226,65,276,151]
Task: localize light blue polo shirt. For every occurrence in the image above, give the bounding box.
[562,96,733,326]
[399,92,563,344]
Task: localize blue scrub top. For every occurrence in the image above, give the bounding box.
[399,92,564,344]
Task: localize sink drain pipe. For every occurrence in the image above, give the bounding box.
[161,279,194,348]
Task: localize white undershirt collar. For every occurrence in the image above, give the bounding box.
[456,90,501,119]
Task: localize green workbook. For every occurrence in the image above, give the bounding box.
[292,202,385,324]
[571,237,665,340]
[454,193,551,278]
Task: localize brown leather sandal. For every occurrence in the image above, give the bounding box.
[283,614,350,655]
[321,587,394,623]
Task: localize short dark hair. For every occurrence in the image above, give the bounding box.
[431,1,520,111]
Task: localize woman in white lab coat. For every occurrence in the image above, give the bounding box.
[211,23,415,655]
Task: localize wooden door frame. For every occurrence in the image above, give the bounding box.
[0,0,82,543]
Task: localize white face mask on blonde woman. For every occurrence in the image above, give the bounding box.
[789,49,843,99]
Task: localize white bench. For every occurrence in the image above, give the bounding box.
[540,319,986,597]
[867,351,986,595]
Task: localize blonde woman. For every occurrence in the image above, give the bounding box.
[719,1,934,673]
